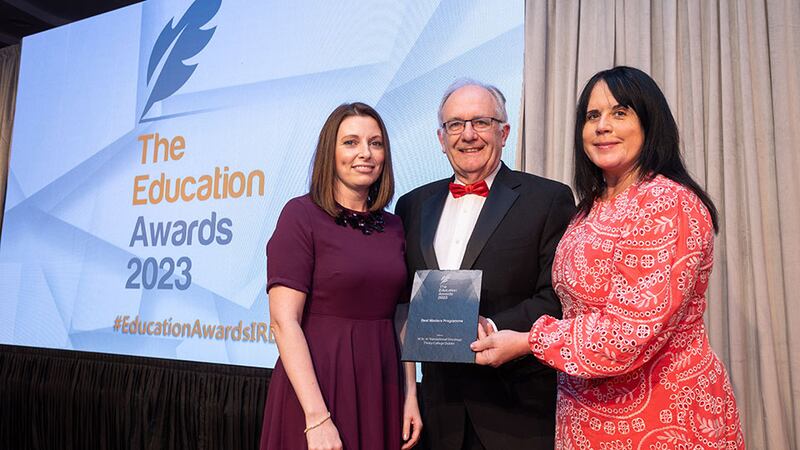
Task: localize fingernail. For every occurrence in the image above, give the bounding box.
[404,433,409,440]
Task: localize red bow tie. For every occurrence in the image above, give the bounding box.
[449,180,489,198]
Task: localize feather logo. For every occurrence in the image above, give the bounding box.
[140,0,222,121]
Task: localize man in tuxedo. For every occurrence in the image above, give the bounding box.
[395,80,576,450]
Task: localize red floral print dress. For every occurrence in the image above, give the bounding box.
[529,175,744,449]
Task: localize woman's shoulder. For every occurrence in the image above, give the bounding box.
[635,175,712,230]
[283,193,314,209]
[275,194,328,232]
[280,194,322,217]
[382,208,401,222]
[380,208,405,231]
[636,174,701,206]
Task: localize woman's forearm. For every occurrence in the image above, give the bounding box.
[272,320,329,422]
[403,361,417,397]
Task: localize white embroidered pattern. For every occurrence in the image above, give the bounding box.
[530,176,744,449]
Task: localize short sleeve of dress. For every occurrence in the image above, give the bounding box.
[266,197,315,294]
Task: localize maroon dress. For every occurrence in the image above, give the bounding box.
[259,194,407,450]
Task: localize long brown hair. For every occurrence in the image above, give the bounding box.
[310,102,395,216]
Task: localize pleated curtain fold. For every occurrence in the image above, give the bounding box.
[521,1,800,448]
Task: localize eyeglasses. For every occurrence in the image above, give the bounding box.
[441,117,503,135]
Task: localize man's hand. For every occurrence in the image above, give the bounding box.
[471,329,531,368]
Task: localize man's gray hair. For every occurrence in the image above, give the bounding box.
[437,78,508,126]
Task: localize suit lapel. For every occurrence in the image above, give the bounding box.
[419,185,448,270]
[460,165,520,269]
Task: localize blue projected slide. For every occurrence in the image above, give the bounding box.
[0,0,524,367]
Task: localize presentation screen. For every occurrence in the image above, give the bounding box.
[0,0,524,367]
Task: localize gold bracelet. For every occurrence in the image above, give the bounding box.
[303,412,331,434]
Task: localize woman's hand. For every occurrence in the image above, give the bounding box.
[471,329,531,367]
[401,393,422,449]
[270,286,340,448]
[305,418,343,450]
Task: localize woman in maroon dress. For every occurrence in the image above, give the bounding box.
[259,103,422,450]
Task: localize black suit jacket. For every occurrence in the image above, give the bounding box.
[395,163,576,450]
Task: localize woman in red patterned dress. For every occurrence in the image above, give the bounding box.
[471,66,744,449]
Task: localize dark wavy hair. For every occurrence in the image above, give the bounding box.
[310,102,394,216]
[573,66,719,232]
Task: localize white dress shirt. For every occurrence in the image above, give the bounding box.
[433,164,501,332]
[433,163,501,270]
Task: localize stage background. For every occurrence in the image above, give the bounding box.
[0,0,524,369]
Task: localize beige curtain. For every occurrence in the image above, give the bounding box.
[521,1,800,448]
[0,45,20,233]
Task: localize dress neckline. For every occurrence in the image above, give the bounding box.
[334,206,385,235]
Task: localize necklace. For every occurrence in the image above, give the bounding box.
[334,208,385,235]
